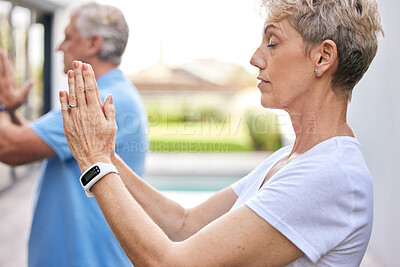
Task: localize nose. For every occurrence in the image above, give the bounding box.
[57,40,65,52]
[250,47,266,70]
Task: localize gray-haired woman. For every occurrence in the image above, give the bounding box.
[59,0,383,265]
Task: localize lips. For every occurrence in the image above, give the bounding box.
[257,76,270,88]
[257,76,270,83]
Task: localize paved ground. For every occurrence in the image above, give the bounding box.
[0,152,385,267]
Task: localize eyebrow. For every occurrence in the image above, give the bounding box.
[263,24,280,35]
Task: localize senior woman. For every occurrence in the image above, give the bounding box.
[59,0,383,265]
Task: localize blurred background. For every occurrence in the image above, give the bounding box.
[0,0,399,266]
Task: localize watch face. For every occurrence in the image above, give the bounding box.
[81,166,100,186]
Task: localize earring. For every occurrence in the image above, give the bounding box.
[314,69,319,77]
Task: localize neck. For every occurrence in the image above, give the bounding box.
[287,89,353,156]
[86,58,118,79]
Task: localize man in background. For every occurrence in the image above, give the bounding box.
[0,3,148,266]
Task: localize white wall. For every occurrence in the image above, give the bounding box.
[50,8,69,109]
[348,0,400,266]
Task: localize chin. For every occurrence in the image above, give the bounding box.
[63,64,72,74]
[260,96,275,109]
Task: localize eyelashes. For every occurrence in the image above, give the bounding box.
[267,38,277,48]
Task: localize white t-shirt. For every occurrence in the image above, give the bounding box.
[231,136,373,266]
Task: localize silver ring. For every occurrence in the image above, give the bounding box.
[67,104,77,109]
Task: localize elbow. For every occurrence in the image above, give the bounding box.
[130,249,179,267]
[171,208,200,242]
[0,149,32,166]
[0,155,26,166]
[124,241,178,267]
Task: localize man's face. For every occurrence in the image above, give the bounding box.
[57,16,88,73]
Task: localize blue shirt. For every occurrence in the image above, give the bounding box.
[28,69,148,267]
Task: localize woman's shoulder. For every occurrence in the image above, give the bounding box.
[281,136,372,190]
[296,136,364,167]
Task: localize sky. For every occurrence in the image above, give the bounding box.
[96,0,266,74]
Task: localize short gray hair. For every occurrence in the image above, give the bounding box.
[72,2,129,66]
[261,0,384,101]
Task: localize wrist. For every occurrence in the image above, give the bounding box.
[79,156,112,173]
[0,109,12,124]
[0,102,18,114]
[0,103,8,112]
[79,162,119,197]
[110,152,119,164]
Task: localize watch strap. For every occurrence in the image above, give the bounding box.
[79,162,119,197]
[0,103,7,112]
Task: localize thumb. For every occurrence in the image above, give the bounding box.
[20,79,34,101]
[103,94,116,122]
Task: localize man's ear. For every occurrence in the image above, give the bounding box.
[85,35,103,58]
[312,39,338,77]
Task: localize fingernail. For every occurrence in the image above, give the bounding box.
[73,61,79,69]
[68,70,74,78]
[108,95,113,104]
[83,64,88,71]
[59,91,64,98]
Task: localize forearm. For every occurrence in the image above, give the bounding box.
[111,153,191,241]
[0,112,55,165]
[9,110,28,126]
[91,173,175,265]
[0,112,15,162]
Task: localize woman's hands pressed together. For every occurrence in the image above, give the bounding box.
[59,61,117,172]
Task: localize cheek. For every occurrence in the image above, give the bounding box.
[276,55,312,88]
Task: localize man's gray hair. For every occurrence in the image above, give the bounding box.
[72,2,129,66]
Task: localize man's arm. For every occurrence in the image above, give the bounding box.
[0,112,55,166]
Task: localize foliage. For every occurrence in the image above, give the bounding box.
[146,103,283,152]
[146,102,227,125]
[244,110,282,151]
[148,121,253,152]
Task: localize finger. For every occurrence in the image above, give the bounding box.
[73,61,86,108]
[67,70,77,107]
[103,95,116,123]
[19,79,34,102]
[88,64,103,108]
[0,52,18,96]
[0,51,5,75]
[59,90,69,120]
[2,52,17,87]
[0,52,5,90]
[82,63,100,108]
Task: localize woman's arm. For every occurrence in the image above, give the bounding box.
[59,61,303,266]
[91,172,303,266]
[110,153,238,241]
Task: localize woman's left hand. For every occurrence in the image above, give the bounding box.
[59,61,117,172]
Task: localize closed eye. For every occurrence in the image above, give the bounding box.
[267,37,277,48]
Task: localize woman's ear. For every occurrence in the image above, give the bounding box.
[85,35,103,58]
[312,39,338,77]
